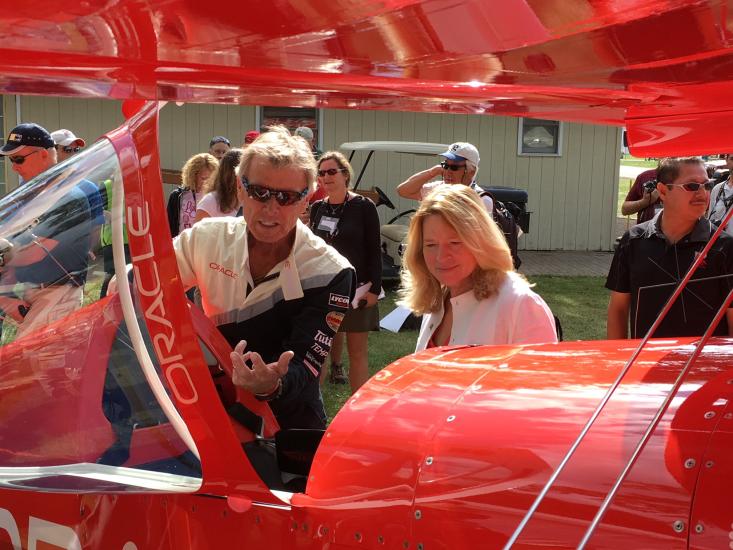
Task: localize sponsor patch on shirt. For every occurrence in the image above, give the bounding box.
[314,330,333,346]
[310,342,329,358]
[325,311,345,331]
[209,262,239,279]
[329,293,350,309]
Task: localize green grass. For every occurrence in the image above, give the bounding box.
[322,275,609,419]
[620,155,657,168]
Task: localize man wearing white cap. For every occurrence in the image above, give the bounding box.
[51,129,86,162]
[396,141,493,212]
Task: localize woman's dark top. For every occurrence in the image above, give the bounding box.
[310,193,382,292]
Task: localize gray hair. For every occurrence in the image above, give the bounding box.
[239,126,317,193]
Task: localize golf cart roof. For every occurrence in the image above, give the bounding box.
[340,141,448,156]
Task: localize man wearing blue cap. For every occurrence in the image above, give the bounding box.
[1,122,57,184]
[0,123,92,338]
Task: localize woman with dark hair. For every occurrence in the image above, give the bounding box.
[400,184,557,350]
[309,151,381,392]
[166,153,218,237]
[195,148,244,221]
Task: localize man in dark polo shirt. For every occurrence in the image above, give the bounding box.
[607,156,733,339]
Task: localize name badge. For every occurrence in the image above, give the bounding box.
[318,215,339,235]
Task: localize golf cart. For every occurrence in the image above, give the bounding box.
[341,141,531,280]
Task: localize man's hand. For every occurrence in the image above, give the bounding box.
[362,291,379,308]
[230,339,292,395]
[428,164,444,179]
[647,188,659,205]
[0,296,30,323]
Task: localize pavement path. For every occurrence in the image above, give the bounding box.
[519,250,613,277]
[619,165,648,179]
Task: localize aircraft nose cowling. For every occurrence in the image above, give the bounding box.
[296,338,731,549]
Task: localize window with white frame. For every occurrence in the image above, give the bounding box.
[259,106,320,148]
[518,118,562,156]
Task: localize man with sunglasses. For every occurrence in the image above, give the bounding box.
[173,127,354,430]
[396,142,493,211]
[1,122,58,184]
[607,156,733,340]
[0,123,93,338]
[51,129,86,162]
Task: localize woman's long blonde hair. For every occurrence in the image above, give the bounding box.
[399,184,514,314]
[181,153,218,191]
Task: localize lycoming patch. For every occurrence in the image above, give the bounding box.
[329,293,350,309]
[326,311,345,331]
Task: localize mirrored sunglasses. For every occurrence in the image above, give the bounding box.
[8,149,42,165]
[667,181,714,192]
[317,168,346,177]
[440,161,467,172]
[241,177,308,206]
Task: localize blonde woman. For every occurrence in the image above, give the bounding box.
[166,153,218,237]
[400,185,557,350]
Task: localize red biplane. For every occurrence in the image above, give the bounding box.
[0,1,733,549]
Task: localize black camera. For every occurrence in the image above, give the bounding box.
[643,179,657,193]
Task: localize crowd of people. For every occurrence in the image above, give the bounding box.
[1,119,732,431]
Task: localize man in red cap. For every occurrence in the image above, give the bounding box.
[243,130,260,147]
[51,129,86,162]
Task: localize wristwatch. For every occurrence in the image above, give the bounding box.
[255,378,283,402]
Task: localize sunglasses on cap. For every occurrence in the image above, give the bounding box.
[56,145,81,154]
[8,149,42,165]
[666,181,714,192]
[241,177,308,206]
[317,168,346,177]
[440,161,467,171]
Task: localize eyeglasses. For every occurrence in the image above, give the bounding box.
[440,162,467,172]
[666,181,714,192]
[8,149,42,165]
[241,177,308,206]
[57,145,81,154]
[317,168,345,177]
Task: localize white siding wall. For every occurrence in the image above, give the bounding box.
[320,109,621,251]
[158,103,258,173]
[3,96,620,251]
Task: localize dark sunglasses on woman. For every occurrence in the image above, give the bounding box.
[666,181,714,192]
[57,145,82,154]
[317,168,345,177]
[8,149,42,165]
[440,161,466,171]
[241,177,308,206]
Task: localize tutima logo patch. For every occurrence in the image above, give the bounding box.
[328,293,350,309]
[325,311,344,331]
